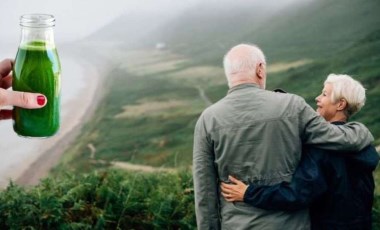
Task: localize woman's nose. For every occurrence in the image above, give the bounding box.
[315,95,320,102]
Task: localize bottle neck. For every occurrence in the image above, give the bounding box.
[19,26,56,48]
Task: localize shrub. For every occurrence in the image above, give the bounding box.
[0,170,195,229]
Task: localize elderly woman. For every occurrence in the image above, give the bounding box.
[221,74,379,230]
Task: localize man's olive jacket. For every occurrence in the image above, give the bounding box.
[193,83,373,230]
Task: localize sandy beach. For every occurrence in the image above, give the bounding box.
[0,43,112,188]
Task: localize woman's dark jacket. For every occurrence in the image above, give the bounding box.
[244,122,379,230]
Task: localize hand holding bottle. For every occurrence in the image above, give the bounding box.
[0,59,46,120]
[12,14,61,137]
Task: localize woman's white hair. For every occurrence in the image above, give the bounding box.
[325,74,366,118]
[223,44,266,87]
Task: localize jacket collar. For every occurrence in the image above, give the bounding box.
[331,121,346,126]
[227,83,260,94]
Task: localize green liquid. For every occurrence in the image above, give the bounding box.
[13,41,61,137]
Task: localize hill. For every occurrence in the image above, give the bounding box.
[152,0,380,64]
[89,0,380,64]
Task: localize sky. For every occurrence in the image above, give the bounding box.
[0,0,201,44]
[0,0,308,44]
[0,0,307,57]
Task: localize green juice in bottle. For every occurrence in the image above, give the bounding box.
[13,14,61,137]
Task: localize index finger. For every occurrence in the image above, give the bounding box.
[220,183,230,190]
[221,183,236,190]
[220,185,232,194]
[0,59,13,78]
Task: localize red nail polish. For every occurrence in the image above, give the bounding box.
[37,95,46,106]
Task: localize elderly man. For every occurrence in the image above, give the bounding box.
[193,44,374,229]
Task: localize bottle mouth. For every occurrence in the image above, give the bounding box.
[20,14,55,28]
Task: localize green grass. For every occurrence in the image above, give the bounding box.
[0,170,195,229]
[54,65,204,174]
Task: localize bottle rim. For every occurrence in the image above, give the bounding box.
[20,14,55,28]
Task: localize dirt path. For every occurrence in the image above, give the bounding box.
[87,143,176,173]
[111,161,175,173]
[196,86,212,106]
[93,159,176,173]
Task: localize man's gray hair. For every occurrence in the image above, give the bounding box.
[223,44,266,87]
[325,74,366,118]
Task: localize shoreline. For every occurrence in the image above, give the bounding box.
[15,48,111,186]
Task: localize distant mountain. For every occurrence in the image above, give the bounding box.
[85,9,180,48]
[87,1,311,55]
[152,0,380,64]
[249,0,380,62]
[152,0,312,63]
[168,0,380,64]
[89,0,379,64]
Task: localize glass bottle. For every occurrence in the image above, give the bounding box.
[13,14,61,137]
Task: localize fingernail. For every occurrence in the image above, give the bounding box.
[37,95,46,106]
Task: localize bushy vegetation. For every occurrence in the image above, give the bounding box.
[0,170,195,229]
[2,168,379,229]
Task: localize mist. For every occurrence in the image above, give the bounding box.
[0,0,202,45]
[0,0,310,45]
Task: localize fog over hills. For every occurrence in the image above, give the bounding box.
[87,0,308,48]
[88,0,380,65]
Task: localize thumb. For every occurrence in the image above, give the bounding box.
[0,89,47,108]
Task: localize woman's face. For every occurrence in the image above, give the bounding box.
[315,83,340,121]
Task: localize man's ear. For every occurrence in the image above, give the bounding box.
[337,98,347,111]
[256,63,265,79]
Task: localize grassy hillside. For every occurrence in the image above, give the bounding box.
[250,0,380,62]
[53,50,218,172]
[145,0,380,66]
